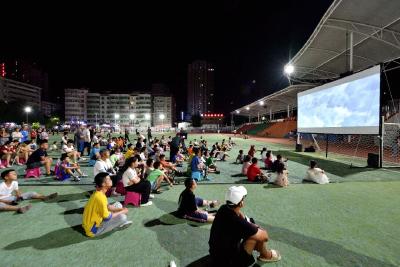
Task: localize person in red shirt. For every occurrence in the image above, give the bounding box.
[248,145,256,158]
[247,158,269,182]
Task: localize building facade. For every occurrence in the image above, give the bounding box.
[65,89,172,128]
[41,101,62,117]
[64,88,88,122]
[187,60,215,115]
[0,77,42,107]
[152,96,175,128]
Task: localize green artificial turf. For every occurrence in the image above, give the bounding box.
[0,133,399,266]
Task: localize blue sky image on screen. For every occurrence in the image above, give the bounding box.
[298,73,380,129]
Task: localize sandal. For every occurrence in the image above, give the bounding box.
[258,249,281,263]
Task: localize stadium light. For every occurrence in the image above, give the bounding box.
[129,114,135,120]
[246,107,250,111]
[259,101,264,106]
[24,106,32,124]
[145,113,151,120]
[159,114,165,120]
[114,113,120,119]
[284,64,294,75]
[236,110,240,114]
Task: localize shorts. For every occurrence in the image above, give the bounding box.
[191,171,203,181]
[211,242,255,267]
[183,211,208,223]
[0,192,38,208]
[27,161,43,169]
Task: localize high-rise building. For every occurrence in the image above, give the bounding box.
[187,60,215,115]
[0,59,49,98]
[64,88,88,122]
[0,77,42,107]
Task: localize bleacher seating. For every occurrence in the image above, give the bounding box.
[247,123,269,135]
[235,123,257,134]
[258,120,297,138]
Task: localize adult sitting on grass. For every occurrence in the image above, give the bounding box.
[26,140,53,176]
[177,178,217,223]
[82,172,132,237]
[147,161,173,193]
[121,157,153,207]
[209,186,281,266]
[303,160,329,184]
[0,169,57,213]
[247,158,269,182]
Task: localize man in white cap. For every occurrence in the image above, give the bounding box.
[209,186,281,266]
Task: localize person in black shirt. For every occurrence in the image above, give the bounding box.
[26,140,53,176]
[209,186,281,266]
[177,178,217,223]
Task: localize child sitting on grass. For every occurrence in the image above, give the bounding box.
[242,155,252,176]
[82,172,132,237]
[304,160,329,184]
[177,178,218,223]
[147,161,173,193]
[274,161,289,187]
[204,150,220,174]
[236,150,244,164]
[56,153,87,181]
[0,169,58,213]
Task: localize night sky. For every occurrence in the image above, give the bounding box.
[1,1,335,115]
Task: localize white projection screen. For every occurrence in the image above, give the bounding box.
[297,65,381,135]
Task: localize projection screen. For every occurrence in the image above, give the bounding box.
[297,65,380,135]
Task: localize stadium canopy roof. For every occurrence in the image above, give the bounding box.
[231,84,313,117]
[289,0,400,82]
[233,0,400,117]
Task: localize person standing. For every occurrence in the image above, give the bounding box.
[147,127,152,142]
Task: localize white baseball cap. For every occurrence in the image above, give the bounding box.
[225,186,247,205]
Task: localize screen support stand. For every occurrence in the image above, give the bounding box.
[325,134,329,158]
[379,115,384,168]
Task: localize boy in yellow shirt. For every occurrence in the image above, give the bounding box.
[82,172,132,237]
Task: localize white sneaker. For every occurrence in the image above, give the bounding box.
[73,176,81,182]
[81,173,88,177]
[118,220,132,230]
[149,194,155,199]
[140,201,153,207]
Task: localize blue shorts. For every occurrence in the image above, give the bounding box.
[184,211,208,223]
[191,171,203,181]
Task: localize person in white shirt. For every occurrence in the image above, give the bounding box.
[121,157,152,207]
[0,169,57,213]
[82,127,91,156]
[304,160,330,184]
[62,139,81,163]
[40,129,49,141]
[11,128,23,143]
[94,149,119,196]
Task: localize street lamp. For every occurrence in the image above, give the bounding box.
[159,113,165,131]
[24,106,32,124]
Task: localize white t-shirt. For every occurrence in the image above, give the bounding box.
[12,132,23,142]
[94,159,114,176]
[305,168,329,184]
[62,145,75,153]
[122,167,138,187]
[0,181,18,199]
